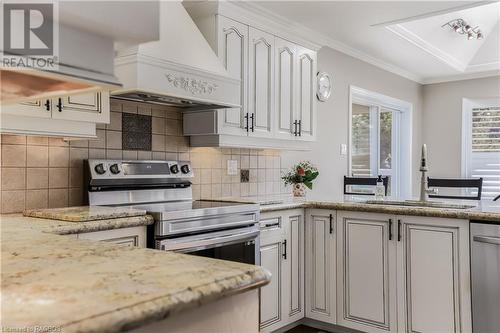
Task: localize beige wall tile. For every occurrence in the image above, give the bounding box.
[27,145,48,167]
[88,149,106,159]
[151,151,165,160]
[152,117,165,134]
[2,134,26,145]
[69,147,88,168]
[107,112,122,131]
[123,150,138,160]
[2,145,26,167]
[1,168,25,190]
[166,119,179,136]
[27,136,48,146]
[89,129,106,149]
[27,168,49,189]
[70,168,83,188]
[122,101,138,114]
[69,188,84,206]
[138,104,152,115]
[110,99,122,112]
[48,137,69,147]
[70,139,88,148]
[138,151,152,160]
[152,134,165,151]
[106,149,122,159]
[49,168,69,188]
[48,188,68,208]
[1,190,25,213]
[106,131,122,150]
[48,146,69,167]
[26,190,48,210]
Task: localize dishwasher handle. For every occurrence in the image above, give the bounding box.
[473,235,500,245]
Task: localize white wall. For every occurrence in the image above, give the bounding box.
[281,47,423,201]
[422,76,500,178]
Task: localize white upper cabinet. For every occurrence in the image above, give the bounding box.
[1,91,110,138]
[216,16,248,136]
[275,38,297,139]
[248,27,274,138]
[296,46,317,141]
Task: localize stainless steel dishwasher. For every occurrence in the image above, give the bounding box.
[471,221,500,333]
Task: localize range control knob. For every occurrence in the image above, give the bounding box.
[180,164,191,174]
[110,163,120,174]
[170,164,179,174]
[94,163,106,175]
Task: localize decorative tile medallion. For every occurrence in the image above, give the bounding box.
[122,113,152,151]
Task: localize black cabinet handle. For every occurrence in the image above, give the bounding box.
[329,214,333,234]
[389,219,393,241]
[293,120,298,136]
[397,220,402,242]
[244,113,249,132]
[57,98,62,112]
[298,120,302,136]
[44,100,50,111]
[264,222,280,228]
[250,113,255,132]
[282,239,287,259]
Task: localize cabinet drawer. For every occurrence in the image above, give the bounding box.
[77,226,146,248]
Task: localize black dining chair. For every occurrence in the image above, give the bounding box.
[427,177,483,200]
[344,176,389,196]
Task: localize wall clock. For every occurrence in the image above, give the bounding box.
[316,72,332,102]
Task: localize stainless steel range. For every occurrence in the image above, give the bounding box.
[86,159,260,264]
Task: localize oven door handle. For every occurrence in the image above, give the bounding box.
[160,229,260,252]
[473,235,500,245]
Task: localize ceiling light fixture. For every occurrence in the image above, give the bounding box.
[442,18,484,40]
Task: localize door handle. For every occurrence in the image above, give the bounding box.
[250,113,255,132]
[473,235,500,245]
[282,239,287,259]
[244,113,249,132]
[397,220,402,242]
[389,219,393,241]
[329,214,333,234]
[293,120,298,136]
[298,120,302,136]
[44,100,50,111]
[57,98,62,112]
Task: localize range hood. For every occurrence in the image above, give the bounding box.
[113,1,240,111]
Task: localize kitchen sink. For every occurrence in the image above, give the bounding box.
[365,200,476,210]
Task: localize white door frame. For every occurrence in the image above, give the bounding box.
[348,86,413,199]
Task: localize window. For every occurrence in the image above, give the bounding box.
[462,98,500,200]
[350,86,412,198]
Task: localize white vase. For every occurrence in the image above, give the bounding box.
[292,183,306,197]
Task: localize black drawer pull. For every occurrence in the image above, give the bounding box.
[264,222,280,228]
[397,220,402,242]
[329,214,333,234]
[282,239,287,259]
[44,100,50,111]
[389,219,393,241]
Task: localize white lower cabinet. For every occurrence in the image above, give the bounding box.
[259,209,304,332]
[336,211,471,333]
[396,215,472,333]
[336,211,397,333]
[305,209,336,324]
[77,226,147,248]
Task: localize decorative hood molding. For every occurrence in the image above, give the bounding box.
[113,1,240,110]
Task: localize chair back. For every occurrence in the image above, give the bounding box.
[344,176,389,196]
[427,177,483,200]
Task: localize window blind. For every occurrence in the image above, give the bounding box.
[470,106,500,200]
[472,107,500,152]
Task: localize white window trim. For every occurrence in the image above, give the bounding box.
[348,85,413,199]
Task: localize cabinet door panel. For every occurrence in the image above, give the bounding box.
[284,212,304,319]
[1,100,52,118]
[305,209,336,324]
[217,16,248,135]
[248,27,274,138]
[398,216,471,333]
[337,211,396,333]
[260,232,283,329]
[52,91,109,123]
[297,47,316,141]
[275,38,296,139]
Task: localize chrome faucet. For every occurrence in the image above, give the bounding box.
[419,144,437,202]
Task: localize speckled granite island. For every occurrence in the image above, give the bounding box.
[1,213,270,333]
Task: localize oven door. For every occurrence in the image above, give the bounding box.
[156,225,260,265]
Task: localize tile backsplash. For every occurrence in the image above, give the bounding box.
[0,99,288,214]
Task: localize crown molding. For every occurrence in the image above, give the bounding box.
[422,69,500,84]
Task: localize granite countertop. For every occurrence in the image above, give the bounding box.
[1,216,270,333]
[258,199,500,222]
[24,205,147,222]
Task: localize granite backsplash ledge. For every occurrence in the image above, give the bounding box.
[0,99,289,214]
